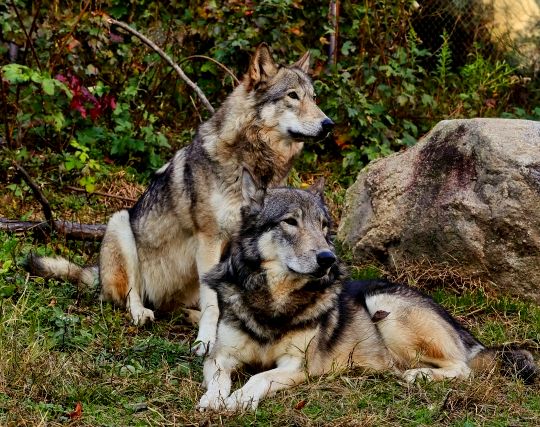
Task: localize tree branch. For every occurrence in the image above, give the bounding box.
[327,0,340,70]
[105,17,215,114]
[1,218,106,240]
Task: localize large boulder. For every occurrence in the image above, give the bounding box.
[338,118,540,302]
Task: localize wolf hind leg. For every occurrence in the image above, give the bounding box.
[182,308,201,325]
[100,210,154,325]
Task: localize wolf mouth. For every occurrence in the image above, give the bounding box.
[287,266,329,279]
[288,129,314,139]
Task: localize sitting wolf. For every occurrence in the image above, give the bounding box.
[28,44,334,355]
[198,177,537,411]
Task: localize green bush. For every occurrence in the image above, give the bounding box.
[1,0,539,186]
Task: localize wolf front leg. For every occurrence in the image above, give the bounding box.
[198,353,239,411]
[224,356,306,411]
[192,233,223,356]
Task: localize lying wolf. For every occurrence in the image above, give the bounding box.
[198,178,538,411]
[27,43,333,355]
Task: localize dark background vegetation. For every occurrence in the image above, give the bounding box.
[2,0,539,193]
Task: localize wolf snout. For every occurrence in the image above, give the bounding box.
[321,118,334,131]
[318,118,334,137]
[316,250,336,269]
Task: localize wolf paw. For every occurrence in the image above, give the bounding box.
[191,339,215,357]
[224,392,259,411]
[131,307,155,326]
[403,368,434,383]
[197,393,225,412]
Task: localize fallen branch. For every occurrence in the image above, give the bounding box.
[1,218,106,240]
[105,16,215,114]
[65,185,137,203]
[13,161,56,231]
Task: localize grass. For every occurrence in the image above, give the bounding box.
[1,181,539,426]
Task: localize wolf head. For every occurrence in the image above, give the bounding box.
[243,43,334,140]
[238,172,337,281]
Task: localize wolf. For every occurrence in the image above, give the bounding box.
[26,43,334,355]
[198,178,538,411]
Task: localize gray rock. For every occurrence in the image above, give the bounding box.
[338,118,540,302]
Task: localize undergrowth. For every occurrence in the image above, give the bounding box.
[1,220,539,426]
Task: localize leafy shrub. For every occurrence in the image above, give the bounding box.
[1,0,538,187]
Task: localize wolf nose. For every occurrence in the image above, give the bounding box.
[321,118,335,133]
[316,251,336,269]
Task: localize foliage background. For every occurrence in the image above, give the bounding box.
[2,0,539,192]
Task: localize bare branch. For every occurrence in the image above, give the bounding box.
[1,218,106,240]
[105,17,215,114]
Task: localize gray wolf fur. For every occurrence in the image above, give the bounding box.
[198,180,538,411]
[26,43,333,355]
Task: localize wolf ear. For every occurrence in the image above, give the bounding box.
[292,50,311,73]
[246,43,278,89]
[242,168,265,211]
[307,177,325,199]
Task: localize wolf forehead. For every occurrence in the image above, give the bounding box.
[256,68,314,101]
[257,188,329,222]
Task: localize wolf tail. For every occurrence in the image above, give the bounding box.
[26,253,99,287]
[469,345,538,384]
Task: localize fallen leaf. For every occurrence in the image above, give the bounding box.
[295,399,307,410]
[68,402,82,419]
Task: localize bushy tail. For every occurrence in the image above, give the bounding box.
[469,345,538,384]
[25,253,99,287]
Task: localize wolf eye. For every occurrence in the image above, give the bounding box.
[282,217,298,226]
[287,91,299,100]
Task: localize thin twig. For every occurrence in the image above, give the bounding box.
[21,0,42,66]
[51,0,92,70]
[0,81,12,148]
[181,55,240,85]
[65,185,137,203]
[189,95,203,123]
[105,17,215,114]
[13,161,55,231]
[9,0,42,71]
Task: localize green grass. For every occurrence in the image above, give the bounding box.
[1,226,539,425]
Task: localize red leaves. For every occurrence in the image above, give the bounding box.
[68,402,83,419]
[294,399,307,410]
[56,72,116,121]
